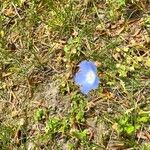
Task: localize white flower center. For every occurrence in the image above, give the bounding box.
[85,70,96,84]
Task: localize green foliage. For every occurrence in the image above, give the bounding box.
[116,0,126,7]
[13,0,25,6]
[0,124,14,149]
[116,111,150,136]
[1,0,150,149]
[34,108,44,121]
[45,118,61,134]
[45,117,69,139]
[46,0,79,35]
[64,36,82,61]
[141,143,150,150]
[106,0,126,21]
[68,143,74,150]
[106,0,126,8]
[143,15,150,27]
[115,47,144,77]
[115,110,149,148]
[72,130,88,141]
[70,94,87,123]
[64,36,81,54]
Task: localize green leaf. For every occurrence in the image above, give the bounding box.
[137,116,149,123]
[119,116,128,125]
[76,111,85,122]
[125,125,135,134]
[73,130,88,141]
[145,58,150,67]
[34,109,44,121]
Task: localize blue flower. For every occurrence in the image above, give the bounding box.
[74,60,100,94]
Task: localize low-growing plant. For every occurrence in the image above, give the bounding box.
[70,93,87,123]
[116,109,150,136]
[117,110,149,136]
[115,110,149,148]
[34,108,44,122]
[106,0,126,21]
[45,117,69,139]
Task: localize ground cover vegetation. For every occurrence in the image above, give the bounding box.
[0,0,150,149]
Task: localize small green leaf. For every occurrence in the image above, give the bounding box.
[119,116,128,125]
[73,130,88,141]
[125,125,135,134]
[34,109,44,121]
[137,116,149,123]
[145,58,150,67]
[76,111,85,122]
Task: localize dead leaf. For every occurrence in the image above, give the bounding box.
[4,7,14,16]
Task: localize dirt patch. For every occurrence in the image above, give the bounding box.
[32,77,71,117]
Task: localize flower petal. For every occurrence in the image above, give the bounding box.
[80,78,99,94]
[74,60,100,94]
[74,71,86,85]
[85,70,96,85]
[79,60,97,73]
[80,84,91,94]
[74,68,94,85]
[91,76,100,89]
